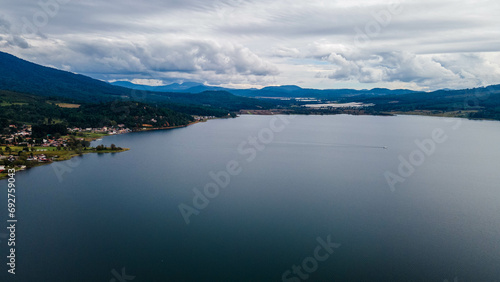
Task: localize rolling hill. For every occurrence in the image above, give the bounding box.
[2,50,500,120]
[0,51,273,110]
[0,51,128,102]
[111,80,420,99]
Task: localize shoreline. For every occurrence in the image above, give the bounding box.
[0,147,130,180]
[238,108,500,122]
[0,120,206,181]
[3,112,494,181]
[125,120,204,134]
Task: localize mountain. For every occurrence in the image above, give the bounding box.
[110,78,500,119]
[2,50,500,120]
[0,51,272,110]
[261,85,304,92]
[112,80,420,99]
[112,81,207,92]
[231,86,419,99]
[0,51,129,102]
[0,88,195,130]
[350,84,500,120]
[110,80,229,93]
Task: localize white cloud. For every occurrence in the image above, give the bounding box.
[0,0,499,90]
[0,15,29,49]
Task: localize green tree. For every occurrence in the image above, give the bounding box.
[76,143,83,155]
[67,135,78,150]
[81,141,91,148]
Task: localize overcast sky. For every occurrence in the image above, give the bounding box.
[1,0,500,90]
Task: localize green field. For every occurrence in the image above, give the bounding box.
[74,132,109,140]
[0,102,28,107]
[1,146,59,152]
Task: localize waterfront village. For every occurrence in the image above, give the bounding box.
[0,116,216,176]
[0,124,132,174]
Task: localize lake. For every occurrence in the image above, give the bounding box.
[1,114,500,281]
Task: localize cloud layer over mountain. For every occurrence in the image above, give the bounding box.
[1,0,499,90]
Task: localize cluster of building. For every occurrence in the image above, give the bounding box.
[193,116,217,121]
[67,125,132,135]
[1,124,132,148]
[0,155,25,173]
[1,124,32,145]
[0,124,132,174]
[0,155,16,162]
[0,124,67,148]
[26,154,51,162]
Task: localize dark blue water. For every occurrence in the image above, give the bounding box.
[1,115,500,281]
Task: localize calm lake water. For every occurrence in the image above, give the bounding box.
[1,115,500,281]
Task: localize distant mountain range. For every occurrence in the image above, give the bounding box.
[110,80,220,93]
[110,80,420,99]
[0,51,271,110]
[1,50,499,120]
[0,51,129,102]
